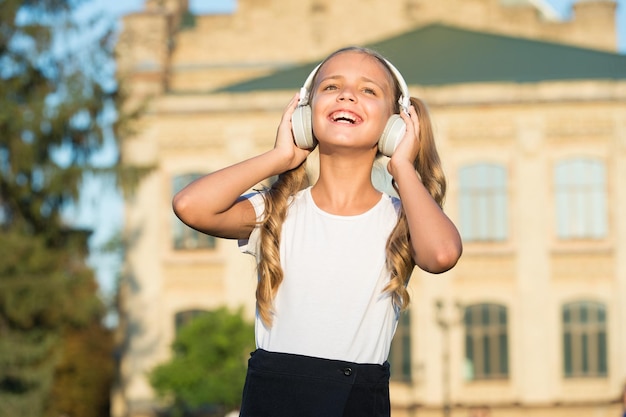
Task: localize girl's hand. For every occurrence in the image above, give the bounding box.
[273,93,311,171]
[387,104,420,177]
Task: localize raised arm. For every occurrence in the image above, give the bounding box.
[387,104,462,273]
[172,94,310,240]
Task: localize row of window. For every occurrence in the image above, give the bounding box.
[460,158,607,242]
[388,301,608,382]
[172,157,608,250]
[176,300,608,384]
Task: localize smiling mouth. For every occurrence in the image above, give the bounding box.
[330,111,361,124]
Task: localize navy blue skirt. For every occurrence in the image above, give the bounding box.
[239,349,391,417]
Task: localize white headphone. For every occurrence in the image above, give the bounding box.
[291,57,411,157]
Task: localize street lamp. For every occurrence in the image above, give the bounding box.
[435,299,464,417]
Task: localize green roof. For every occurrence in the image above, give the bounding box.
[218,23,626,92]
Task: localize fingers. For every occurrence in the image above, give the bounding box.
[389,105,420,166]
[397,105,420,152]
[276,93,302,148]
[278,93,300,138]
[280,92,300,124]
[273,93,311,169]
[400,104,419,138]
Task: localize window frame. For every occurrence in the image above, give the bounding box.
[458,163,509,243]
[562,300,608,378]
[463,303,509,381]
[389,310,412,382]
[553,158,607,240]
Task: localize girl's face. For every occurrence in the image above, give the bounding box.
[310,51,396,154]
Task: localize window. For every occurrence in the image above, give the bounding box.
[464,303,509,380]
[172,174,216,250]
[562,301,608,378]
[554,159,607,239]
[389,310,411,382]
[459,164,508,242]
[175,309,209,333]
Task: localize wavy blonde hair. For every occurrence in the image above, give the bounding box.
[255,47,447,327]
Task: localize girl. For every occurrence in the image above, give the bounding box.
[173,47,462,417]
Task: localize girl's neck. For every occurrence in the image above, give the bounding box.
[310,156,381,216]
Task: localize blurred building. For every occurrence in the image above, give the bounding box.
[113,0,626,416]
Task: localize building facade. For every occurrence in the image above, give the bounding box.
[113,0,626,416]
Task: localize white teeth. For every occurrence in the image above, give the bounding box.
[332,111,357,123]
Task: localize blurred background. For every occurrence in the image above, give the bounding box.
[1,1,625,417]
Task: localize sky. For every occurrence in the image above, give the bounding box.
[95,0,626,51]
[78,0,625,313]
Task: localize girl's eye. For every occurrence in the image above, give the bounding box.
[362,87,376,95]
[322,84,338,91]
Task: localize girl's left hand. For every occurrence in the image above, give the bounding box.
[387,104,420,176]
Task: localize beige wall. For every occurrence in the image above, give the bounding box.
[113,1,626,416]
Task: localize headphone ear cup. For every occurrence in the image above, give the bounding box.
[291,105,317,149]
[378,114,406,157]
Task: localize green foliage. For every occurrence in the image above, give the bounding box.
[47,322,115,417]
[2,2,105,234]
[0,230,113,417]
[0,0,144,415]
[150,307,255,414]
[0,232,64,416]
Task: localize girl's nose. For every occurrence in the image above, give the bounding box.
[337,88,356,102]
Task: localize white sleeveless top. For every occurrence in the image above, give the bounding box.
[238,187,401,364]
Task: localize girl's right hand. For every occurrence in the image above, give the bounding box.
[388,103,420,178]
[273,93,311,171]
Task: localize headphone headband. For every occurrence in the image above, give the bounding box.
[298,64,320,107]
[297,57,410,113]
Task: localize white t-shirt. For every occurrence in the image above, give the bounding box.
[238,187,402,364]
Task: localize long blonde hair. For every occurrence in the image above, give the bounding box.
[256,47,446,327]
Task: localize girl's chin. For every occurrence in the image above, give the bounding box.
[317,141,379,153]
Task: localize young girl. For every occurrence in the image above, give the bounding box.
[173,47,462,417]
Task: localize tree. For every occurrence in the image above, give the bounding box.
[150,307,255,416]
[0,228,114,417]
[0,1,144,415]
[48,312,115,417]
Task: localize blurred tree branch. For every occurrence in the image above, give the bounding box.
[0,0,150,415]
